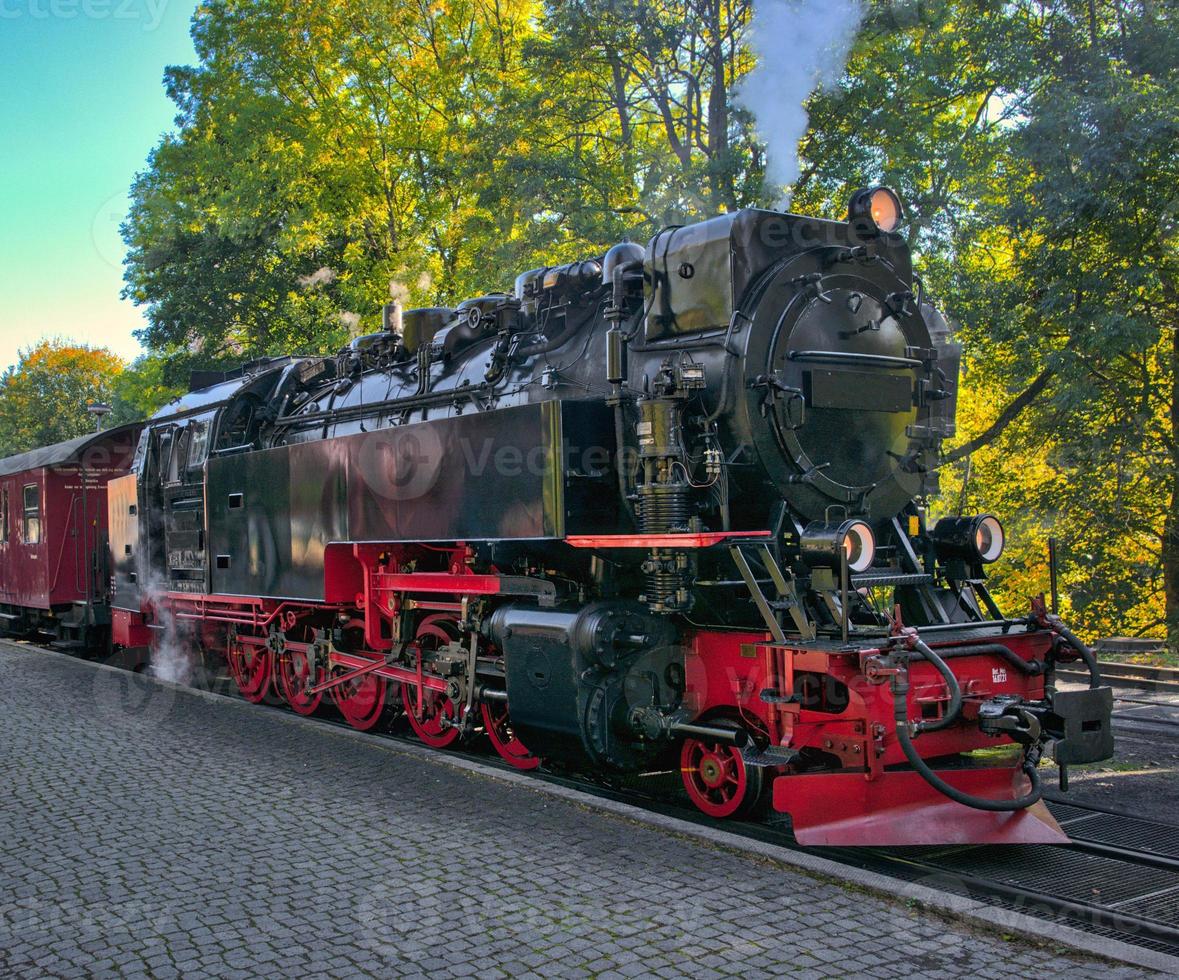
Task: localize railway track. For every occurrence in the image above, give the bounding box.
[1057,659,1179,694]
[1055,660,1179,742]
[842,799,1179,959]
[1109,692,1179,742]
[16,638,1179,965]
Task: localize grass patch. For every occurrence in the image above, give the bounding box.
[961,744,1022,763]
[1098,648,1178,668]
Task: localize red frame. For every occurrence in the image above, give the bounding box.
[117,531,1068,845]
[565,531,772,549]
[677,625,1061,844]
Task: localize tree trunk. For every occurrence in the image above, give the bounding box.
[705,0,731,210]
[609,56,632,149]
[1164,314,1179,643]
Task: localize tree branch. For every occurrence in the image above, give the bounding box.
[943,366,1056,463]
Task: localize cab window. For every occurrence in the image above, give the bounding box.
[156,429,174,485]
[166,428,191,484]
[22,484,40,545]
[132,428,151,473]
[187,418,211,471]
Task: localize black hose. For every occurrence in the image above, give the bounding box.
[1049,618,1101,689]
[907,642,1044,677]
[891,671,1043,812]
[910,639,963,733]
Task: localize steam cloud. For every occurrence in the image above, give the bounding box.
[140,564,198,686]
[298,266,337,289]
[736,0,864,208]
[149,600,196,686]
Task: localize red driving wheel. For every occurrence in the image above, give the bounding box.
[402,618,463,749]
[276,644,323,716]
[227,637,272,704]
[481,699,540,771]
[680,725,763,819]
[330,663,389,732]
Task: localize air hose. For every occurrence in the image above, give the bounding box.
[890,643,1043,812]
[1048,616,1101,689]
[908,639,962,734]
[910,642,1044,677]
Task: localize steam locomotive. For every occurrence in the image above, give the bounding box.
[4,189,1114,844]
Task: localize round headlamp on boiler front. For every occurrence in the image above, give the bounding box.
[930,514,1006,565]
[800,519,877,575]
[847,186,904,234]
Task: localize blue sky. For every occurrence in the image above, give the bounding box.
[0,0,199,373]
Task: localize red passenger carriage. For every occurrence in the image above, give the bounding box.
[0,424,140,648]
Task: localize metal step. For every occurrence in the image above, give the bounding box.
[850,571,932,588]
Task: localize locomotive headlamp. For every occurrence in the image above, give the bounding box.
[800,519,877,574]
[931,514,1006,564]
[848,186,904,233]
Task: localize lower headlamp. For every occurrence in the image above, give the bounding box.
[801,520,877,574]
[931,514,1005,564]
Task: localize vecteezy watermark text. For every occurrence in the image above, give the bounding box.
[0,0,169,31]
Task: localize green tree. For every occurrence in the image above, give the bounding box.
[123,0,567,376]
[0,341,126,456]
[931,1,1178,639]
[121,0,1177,641]
[110,354,186,426]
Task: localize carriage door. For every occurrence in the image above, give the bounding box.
[162,414,213,594]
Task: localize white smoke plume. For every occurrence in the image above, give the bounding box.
[298,266,337,289]
[139,561,198,686]
[338,311,362,337]
[149,599,196,686]
[736,0,864,209]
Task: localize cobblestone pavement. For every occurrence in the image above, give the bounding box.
[0,642,1152,979]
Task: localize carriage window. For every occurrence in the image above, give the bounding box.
[187,419,210,470]
[22,484,40,545]
[0,489,8,543]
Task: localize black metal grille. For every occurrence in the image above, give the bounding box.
[930,847,1178,908]
[1066,813,1179,859]
[851,571,932,588]
[1117,888,1179,922]
[1046,801,1098,824]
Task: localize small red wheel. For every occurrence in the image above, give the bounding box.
[401,618,463,749]
[227,639,272,704]
[402,681,462,749]
[481,699,540,771]
[331,665,388,731]
[680,728,763,819]
[276,645,323,716]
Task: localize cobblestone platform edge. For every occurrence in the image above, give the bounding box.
[9,639,1176,976]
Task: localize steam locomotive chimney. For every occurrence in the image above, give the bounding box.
[383,300,404,337]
